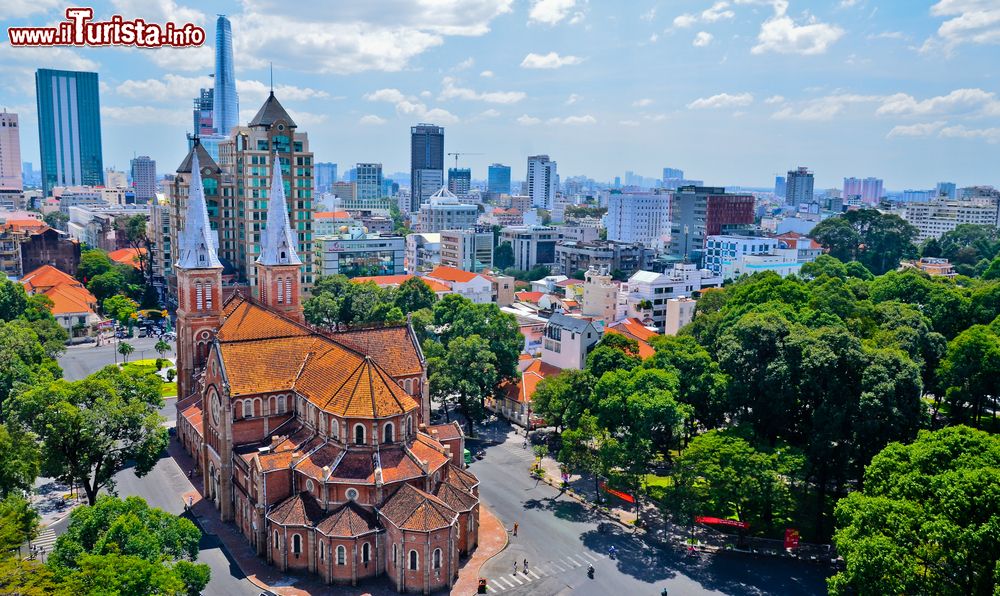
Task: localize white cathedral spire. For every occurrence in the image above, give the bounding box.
[257,152,302,266]
[176,148,222,269]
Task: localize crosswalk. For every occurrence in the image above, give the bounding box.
[31,527,58,553]
[484,550,604,592]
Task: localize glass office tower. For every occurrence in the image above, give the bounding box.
[35,69,103,197]
[213,15,239,137]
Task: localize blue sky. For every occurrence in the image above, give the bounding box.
[2,0,998,189]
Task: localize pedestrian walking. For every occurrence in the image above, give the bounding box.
[512,522,518,536]
[523,559,529,573]
[513,560,518,574]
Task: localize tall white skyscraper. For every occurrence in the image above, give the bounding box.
[130,155,157,202]
[527,154,558,209]
[0,110,22,191]
[785,166,814,206]
[606,190,671,248]
[843,176,883,205]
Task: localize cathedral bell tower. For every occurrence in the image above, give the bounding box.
[255,151,304,322]
[175,147,224,400]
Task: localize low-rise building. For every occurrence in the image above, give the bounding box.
[492,358,562,428]
[482,272,515,307]
[423,266,493,304]
[20,265,101,337]
[315,228,405,278]
[617,264,722,332]
[664,297,697,335]
[440,228,493,272]
[350,273,452,297]
[605,317,658,359]
[541,312,601,370]
[67,204,150,252]
[417,188,478,233]
[900,257,957,277]
[480,207,523,228]
[581,267,618,325]
[18,226,81,278]
[500,225,561,271]
[405,232,441,273]
[0,218,53,277]
[530,275,569,294]
[554,240,654,277]
[313,210,356,236]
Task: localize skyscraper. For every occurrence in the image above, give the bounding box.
[355,162,383,200]
[669,186,754,260]
[527,154,558,209]
[212,15,239,137]
[0,110,22,191]
[35,69,104,197]
[843,176,883,205]
[130,156,157,202]
[192,88,214,136]
[785,167,814,206]
[936,181,957,199]
[774,175,786,198]
[663,167,684,181]
[314,162,337,194]
[487,163,511,197]
[409,123,444,212]
[447,167,471,197]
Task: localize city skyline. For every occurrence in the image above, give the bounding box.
[1,1,998,188]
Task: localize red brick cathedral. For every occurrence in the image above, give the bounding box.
[174,149,479,593]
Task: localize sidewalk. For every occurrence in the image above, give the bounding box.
[451,506,508,595]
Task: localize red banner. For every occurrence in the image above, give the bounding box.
[599,482,635,503]
[784,528,800,549]
[695,516,750,530]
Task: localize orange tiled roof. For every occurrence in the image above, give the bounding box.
[501,358,562,404]
[441,463,479,493]
[217,297,313,342]
[378,447,426,484]
[316,501,378,537]
[315,211,351,219]
[616,317,659,342]
[351,274,450,293]
[0,219,47,234]
[21,264,79,292]
[180,402,204,433]
[434,481,477,512]
[267,492,326,527]
[515,291,544,304]
[426,422,463,442]
[426,266,478,284]
[333,325,424,377]
[605,327,655,359]
[379,483,456,531]
[294,442,343,481]
[108,247,147,269]
[20,265,97,316]
[410,434,450,473]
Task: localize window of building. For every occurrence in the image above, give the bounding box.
[195,282,203,310]
[331,418,339,440]
[346,488,359,501]
[285,276,293,304]
[383,422,394,444]
[242,400,252,418]
[433,548,442,570]
[292,534,301,555]
[354,424,365,445]
[276,395,286,414]
[305,479,314,493]
[274,531,279,549]
[409,550,419,570]
[205,281,213,309]
[393,544,397,567]
[362,542,371,564]
[319,541,325,561]
[336,545,346,565]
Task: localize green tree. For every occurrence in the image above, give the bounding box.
[558,412,610,498]
[674,430,803,535]
[811,210,918,274]
[103,294,138,324]
[810,218,860,263]
[919,236,942,258]
[586,333,641,379]
[829,426,1000,596]
[494,241,514,270]
[435,298,522,384]
[938,224,1000,276]
[77,249,114,283]
[9,366,167,505]
[981,256,1000,280]
[117,341,135,363]
[154,339,171,358]
[0,494,39,554]
[647,335,728,433]
[593,367,688,461]
[394,276,437,313]
[0,280,28,322]
[937,325,1000,428]
[0,319,62,416]
[531,369,595,432]
[87,268,127,303]
[50,496,209,596]
[43,210,69,232]
[0,423,39,498]
[115,214,150,277]
[799,254,848,280]
[428,335,497,436]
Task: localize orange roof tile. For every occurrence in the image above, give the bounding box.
[409,434,450,473]
[180,402,204,433]
[515,291,544,304]
[21,264,79,292]
[434,481,477,512]
[44,284,98,315]
[501,359,562,404]
[1,219,48,234]
[216,296,313,342]
[316,501,378,537]
[294,442,343,481]
[351,274,450,293]
[267,492,325,527]
[108,247,147,269]
[315,211,352,219]
[441,463,479,493]
[616,317,659,342]
[333,325,424,378]
[605,328,655,359]
[379,483,456,531]
[426,422,463,442]
[426,266,478,284]
[378,447,425,484]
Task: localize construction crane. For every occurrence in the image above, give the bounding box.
[447,152,484,169]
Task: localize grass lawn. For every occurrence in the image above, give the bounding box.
[161,382,178,397]
[643,474,673,502]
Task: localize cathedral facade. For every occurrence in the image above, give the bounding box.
[173,149,478,593]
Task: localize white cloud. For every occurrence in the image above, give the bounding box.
[517,114,542,125]
[363,87,459,123]
[693,31,714,46]
[673,14,697,28]
[752,15,845,54]
[144,46,215,72]
[876,88,1000,117]
[687,92,754,109]
[529,0,577,24]
[566,94,582,105]
[454,57,475,71]
[0,43,98,71]
[620,119,640,126]
[868,31,907,40]
[520,52,584,69]
[6,0,60,18]
[772,94,880,120]
[116,74,213,101]
[702,1,735,22]
[641,8,657,21]
[548,114,597,125]
[764,95,785,104]
[111,0,207,25]
[479,108,501,118]
[237,81,331,103]
[921,0,1000,55]
[231,0,514,74]
[632,98,654,107]
[886,121,947,138]
[644,113,668,122]
[358,114,387,125]
[480,70,495,77]
[439,77,526,104]
[939,124,1000,142]
[649,33,660,42]
[102,106,189,125]
[839,0,860,7]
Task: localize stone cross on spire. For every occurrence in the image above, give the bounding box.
[176,149,222,269]
[257,152,302,266]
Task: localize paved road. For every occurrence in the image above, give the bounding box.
[471,422,831,596]
[60,336,173,380]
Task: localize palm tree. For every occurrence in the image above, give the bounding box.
[154,339,171,358]
[117,342,135,364]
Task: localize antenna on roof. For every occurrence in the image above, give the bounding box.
[269,62,274,95]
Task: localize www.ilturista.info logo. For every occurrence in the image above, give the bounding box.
[8,7,205,48]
